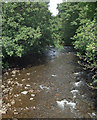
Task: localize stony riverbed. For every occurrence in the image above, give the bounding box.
[1,46,97,118]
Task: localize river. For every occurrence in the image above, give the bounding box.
[2,46,97,118]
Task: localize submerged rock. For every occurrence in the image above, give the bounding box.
[74,81,83,87]
[71,90,79,94]
[51,74,56,77]
[56,99,76,110]
[40,84,50,90]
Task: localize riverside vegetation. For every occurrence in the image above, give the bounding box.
[2,2,97,88]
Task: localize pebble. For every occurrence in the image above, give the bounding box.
[14,94,19,97]
[1,85,5,88]
[29,89,34,93]
[26,84,30,87]
[9,92,11,95]
[15,82,19,86]
[27,73,30,76]
[28,78,30,80]
[71,90,79,94]
[3,89,8,94]
[14,112,18,115]
[11,100,15,105]
[73,72,84,76]
[30,98,34,100]
[8,68,11,71]
[22,79,26,81]
[74,81,83,87]
[33,106,36,109]
[14,109,17,112]
[25,87,28,89]
[21,91,28,95]
[12,70,16,74]
[8,81,11,84]
[19,84,23,87]
[51,74,56,77]
[92,112,96,116]
[12,74,16,77]
[74,72,80,75]
[25,107,29,110]
[4,72,9,75]
[7,103,11,107]
[1,110,6,114]
[31,94,35,97]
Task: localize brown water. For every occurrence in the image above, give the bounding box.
[2,46,97,118]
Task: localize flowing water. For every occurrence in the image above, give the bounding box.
[2,46,97,118]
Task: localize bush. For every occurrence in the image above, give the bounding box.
[2,2,52,60]
[73,19,97,69]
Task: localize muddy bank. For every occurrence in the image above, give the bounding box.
[2,46,97,118]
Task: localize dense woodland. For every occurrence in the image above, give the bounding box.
[2,2,97,87]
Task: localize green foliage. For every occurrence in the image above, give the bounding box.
[72,2,97,87]
[73,3,97,69]
[89,79,97,89]
[55,2,97,87]
[2,2,52,59]
[73,19,97,68]
[50,16,63,49]
[2,61,9,68]
[57,3,80,45]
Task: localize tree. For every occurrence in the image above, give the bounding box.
[57,2,80,45]
[2,2,52,59]
[72,2,97,87]
[73,2,97,69]
[49,16,63,48]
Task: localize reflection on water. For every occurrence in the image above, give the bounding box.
[2,46,97,118]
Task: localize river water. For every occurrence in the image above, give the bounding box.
[2,46,97,118]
